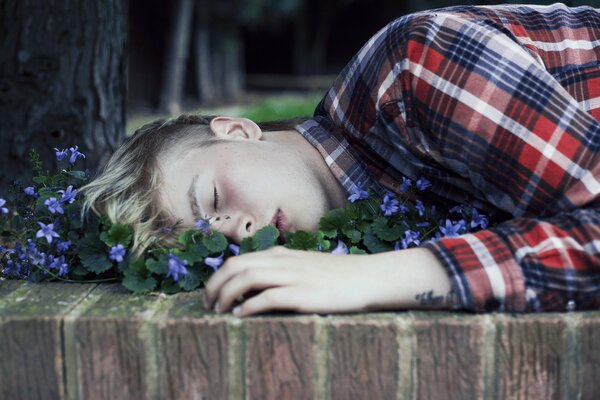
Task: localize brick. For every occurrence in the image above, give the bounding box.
[411,312,485,400]
[65,283,168,400]
[579,313,600,400]
[0,282,96,400]
[159,318,231,399]
[246,317,316,400]
[328,318,399,399]
[494,315,567,399]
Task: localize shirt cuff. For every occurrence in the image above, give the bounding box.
[422,229,527,312]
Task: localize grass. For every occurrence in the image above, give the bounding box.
[126,92,323,136]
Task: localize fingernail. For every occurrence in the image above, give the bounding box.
[233,306,241,317]
[214,301,221,313]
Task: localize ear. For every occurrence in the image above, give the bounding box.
[209,117,263,140]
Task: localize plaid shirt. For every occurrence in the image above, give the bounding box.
[296,3,600,312]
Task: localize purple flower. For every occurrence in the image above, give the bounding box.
[398,204,409,214]
[160,227,172,233]
[44,197,64,214]
[470,208,488,229]
[416,177,432,191]
[58,185,77,204]
[109,244,126,263]
[68,146,86,164]
[449,205,462,214]
[347,183,369,203]
[24,186,38,197]
[401,230,421,249]
[415,200,425,217]
[204,252,224,272]
[36,222,60,244]
[394,241,401,251]
[56,240,71,253]
[195,218,211,234]
[29,249,46,266]
[400,176,412,192]
[228,243,240,256]
[0,198,8,214]
[331,240,349,255]
[166,253,189,282]
[380,192,399,216]
[48,255,69,277]
[53,148,68,161]
[439,219,466,238]
[415,221,430,228]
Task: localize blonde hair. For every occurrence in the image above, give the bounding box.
[79,114,309,259]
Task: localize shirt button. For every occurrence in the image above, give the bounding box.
[566,300,576,312]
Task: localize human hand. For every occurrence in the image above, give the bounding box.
[202,246,379,317]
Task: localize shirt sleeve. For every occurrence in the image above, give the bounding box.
[373,7,600,312]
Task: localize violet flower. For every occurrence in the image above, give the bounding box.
[166,253,189,282]
[205,252,224,272]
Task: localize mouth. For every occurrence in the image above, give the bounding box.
[270,209,289,243]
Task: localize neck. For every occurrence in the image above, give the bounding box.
[264,129,348,209]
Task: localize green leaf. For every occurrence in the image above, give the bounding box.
[349,246,367,255]
[202,232,228,253]
[253,225,279,251]
[371,217,403,241]
[287,231,317,250]
[362,228,393,253]
[63,169,87,182]
[70,265,90,277]
[178,230,199,247]
[177,267,201,291]
[319,208,350,231]
[239,236,255,254]
[320,228,338,238]
[32,176,47,185]
[159,278,181,295]
[122,257,157,294]
[341,227,362,243]
[180,241,209,263]
[316,231,332,251]
[102,223,133,247]
[146,255,169,275]
[78,232,113,274]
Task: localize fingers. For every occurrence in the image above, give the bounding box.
[204,246,290,308]
[213,267,294,313]
[232,287,302,317]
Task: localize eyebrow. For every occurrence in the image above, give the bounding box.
[187,173,203,222]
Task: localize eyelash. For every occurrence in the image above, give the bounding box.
[213,185,220,211]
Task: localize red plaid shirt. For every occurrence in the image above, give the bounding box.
[296,3,600,312]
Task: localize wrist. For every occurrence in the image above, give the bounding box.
[365,247,455,311]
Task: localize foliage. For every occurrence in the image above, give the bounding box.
[0,148,492,295]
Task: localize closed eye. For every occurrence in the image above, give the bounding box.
[213,184,220,211]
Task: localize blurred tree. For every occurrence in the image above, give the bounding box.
[159,0,195,114]
[0,0,127,191]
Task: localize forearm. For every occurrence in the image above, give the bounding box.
[365,247,456,311]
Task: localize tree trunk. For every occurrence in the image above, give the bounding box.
[293,0,310,75]
[210,0,244,104]
[158,0,194,114]
[0,0,127,192]
[193,0,214,104]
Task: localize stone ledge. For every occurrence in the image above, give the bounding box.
[0,281,597,400]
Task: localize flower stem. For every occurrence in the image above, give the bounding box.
[33,263,119,283]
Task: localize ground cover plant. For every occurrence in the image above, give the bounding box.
[0,147,493,295]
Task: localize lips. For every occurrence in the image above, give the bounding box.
[270,209,289,242]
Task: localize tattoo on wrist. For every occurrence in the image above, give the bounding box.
[414,289,457,308]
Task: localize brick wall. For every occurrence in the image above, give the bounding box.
[0,280,598,399]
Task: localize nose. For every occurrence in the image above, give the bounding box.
[215,213,256,243]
